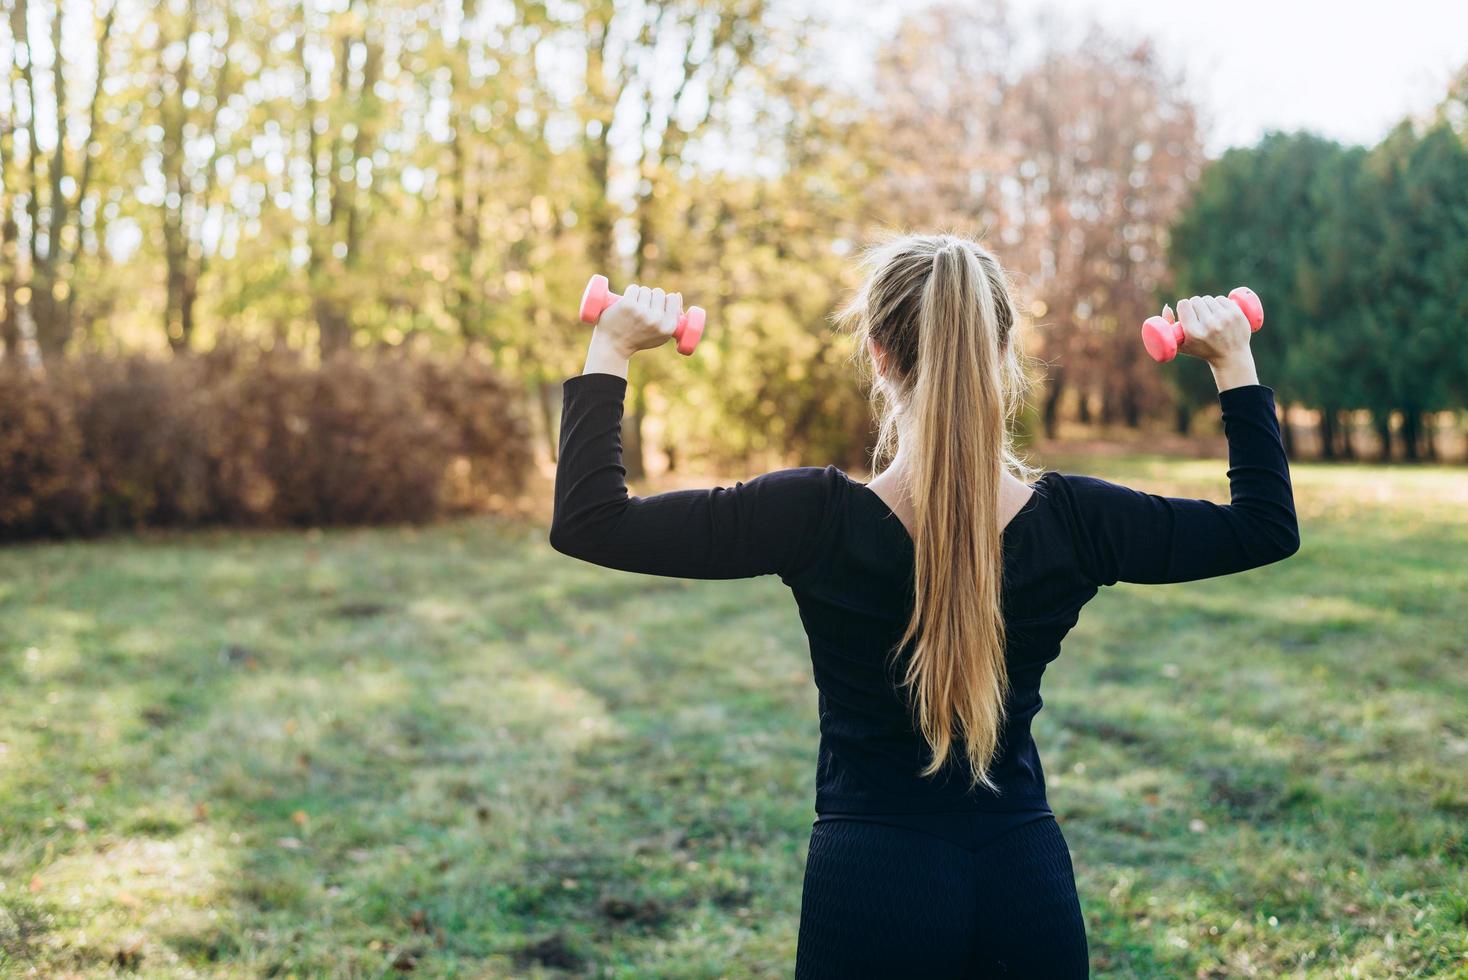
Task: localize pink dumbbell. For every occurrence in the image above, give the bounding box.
[578,274,706,356]
[1141,287,1264,363]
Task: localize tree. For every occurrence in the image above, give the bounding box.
[1292,144,1371,459]
[872,7,1203,437]
[1339,123,1468,459]
[290,0,391,354]
[134,0,246,351]
[2,0,118,358]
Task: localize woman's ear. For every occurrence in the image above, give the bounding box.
[867,336,890,379]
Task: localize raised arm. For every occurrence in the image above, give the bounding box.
[1053,295,1298,586]
[549,284,836,581]
[1054,385,1298,585]
[550,372,836,580]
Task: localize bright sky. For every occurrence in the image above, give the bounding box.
[821,0,1468,154]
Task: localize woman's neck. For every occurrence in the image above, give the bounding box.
[867,450,1036,537]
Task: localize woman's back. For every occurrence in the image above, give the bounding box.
[552,378,1297,817]
[789,469,1074,814]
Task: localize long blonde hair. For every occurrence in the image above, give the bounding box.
[838,233,1033,790]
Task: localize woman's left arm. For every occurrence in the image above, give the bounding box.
[549,370,837,580]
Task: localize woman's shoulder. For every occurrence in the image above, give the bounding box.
[744,463,849,497]
[735,465,851,535]
[1038,470,1152,511]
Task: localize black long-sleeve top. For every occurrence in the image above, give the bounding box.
[551,373,1299,815]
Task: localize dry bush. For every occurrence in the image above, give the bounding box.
[59,356,216,529]
[408,353,535,511]
[0,364,97,537]
[217,350,460,525]
[0,349,533,539]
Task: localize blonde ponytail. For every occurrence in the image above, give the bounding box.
[838,234,1032,789]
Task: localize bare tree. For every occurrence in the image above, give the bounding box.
[874,6,1203,436]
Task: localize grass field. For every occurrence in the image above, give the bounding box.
[2,455,1466,978]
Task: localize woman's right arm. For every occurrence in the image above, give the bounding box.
[1056,296,1300,586]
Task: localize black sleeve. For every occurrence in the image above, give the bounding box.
[549,372,839,581]
[1053,384,1300,586]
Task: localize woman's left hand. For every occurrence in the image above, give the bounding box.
[594,284,683,358]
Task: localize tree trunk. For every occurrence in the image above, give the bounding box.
[164,253,192,351]
[1400,409,1421,462]
[181,279,198,349]
[1174,401,1192,435]
[583,15,617,277]
[1041,373,1065,439]
[1317,406,1336,461]
[623,378,648,479]
[1338,410,1355,459]
[30,282,69,356]
[0,303,15,358]
[1421,413,1437,460]
[1122,387,1140,429]
[449,100,481,341]
[0,167,15,358]
[0,265,16,360]
[315,300,352,356]
[1373,412,1393,461]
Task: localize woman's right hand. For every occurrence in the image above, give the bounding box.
[1172,295,1259,391]
[595,284,684,357]
[1171,296,1252,363]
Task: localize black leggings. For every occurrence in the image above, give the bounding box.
[795,816,1089,978]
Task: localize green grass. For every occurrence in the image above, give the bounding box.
[1,456,1465,978]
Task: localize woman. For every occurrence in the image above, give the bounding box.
[550,234,1298,977]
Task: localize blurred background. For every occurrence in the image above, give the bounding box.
[2,1,1466,977]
